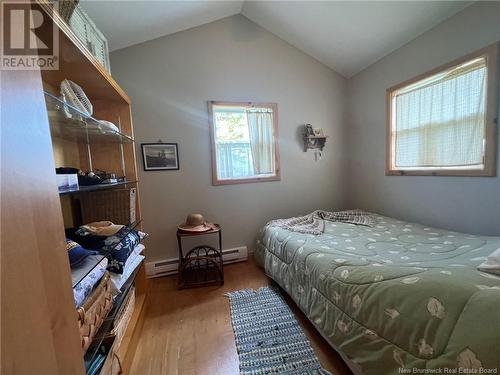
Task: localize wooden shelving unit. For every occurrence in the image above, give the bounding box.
[1,2,148,374]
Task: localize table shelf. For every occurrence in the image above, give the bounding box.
[45,92,134,145]
[176,224,224,288]
[60,180,137,196]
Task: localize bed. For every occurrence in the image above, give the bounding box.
[255,212,500,374]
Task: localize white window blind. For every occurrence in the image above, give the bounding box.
[391,57,487,170]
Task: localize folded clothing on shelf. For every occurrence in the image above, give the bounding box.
[109,244,145,295]
[103,229,147,274]
[72,255,108,307]
[67,224,147,274]
[68,221,130,250]
[120,243,145,273]
[66,239,98,267]
[66,227,106,250]
[79,221,125,237]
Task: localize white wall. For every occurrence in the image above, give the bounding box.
[346,2,500,235]
[111,2,500,263]
[111,15,347,262]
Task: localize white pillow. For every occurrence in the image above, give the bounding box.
[478,248,500,275]
[124,244,145,270]
[110,254,145,295]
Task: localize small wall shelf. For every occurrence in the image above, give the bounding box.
[304,135,328,151]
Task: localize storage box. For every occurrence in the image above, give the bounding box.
[77,272,113,352]
[111,287,135,348]
[100,287,135,375]
[80,188,136,225]
[68,5,111,72]
[56,174,79,193]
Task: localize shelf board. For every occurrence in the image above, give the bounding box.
[45,92,134,145]
[60,180,137,196]
[70,220,142,289]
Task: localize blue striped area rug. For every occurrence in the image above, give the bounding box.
[225,286,332,375]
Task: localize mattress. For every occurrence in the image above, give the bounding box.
[255,212,500,374]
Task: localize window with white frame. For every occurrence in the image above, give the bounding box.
[386,44,498,176]
[208,102,280,185]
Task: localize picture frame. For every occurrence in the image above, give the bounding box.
[141,143,179,171]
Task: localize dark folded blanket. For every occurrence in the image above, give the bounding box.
[268,209,375,235]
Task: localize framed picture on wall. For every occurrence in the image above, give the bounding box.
[141,143,180,171]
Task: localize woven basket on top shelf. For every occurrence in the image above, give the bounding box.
[68,4,111,72]
[77,272,113,352]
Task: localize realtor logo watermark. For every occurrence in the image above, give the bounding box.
[1,0,59,70]
[398,367,498,374]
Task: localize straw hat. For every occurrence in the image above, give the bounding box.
[178,213,211,232]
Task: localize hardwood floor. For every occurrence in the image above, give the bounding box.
[129,256,353,375]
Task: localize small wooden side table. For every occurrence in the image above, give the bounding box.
[176,223,224,289]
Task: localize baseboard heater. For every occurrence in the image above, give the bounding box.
[145,246,248,278]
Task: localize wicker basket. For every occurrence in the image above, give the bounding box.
[80,188,136,225]
[68,5,111,72]
[100,287,136,375]
[77,272,113,352]
[58,0,79,23]
[111,287,135,348]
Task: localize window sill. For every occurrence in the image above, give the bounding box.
[212,174,280,186]
[385,168,495,177]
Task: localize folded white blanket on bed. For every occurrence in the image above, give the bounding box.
[268,209,375,235]
[478,248,500,275]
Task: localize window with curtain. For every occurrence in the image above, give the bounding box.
[386,44,498,176]
[208,102,280,185]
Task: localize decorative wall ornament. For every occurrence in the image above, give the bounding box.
[302,124,328,160]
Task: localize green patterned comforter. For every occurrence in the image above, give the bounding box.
[255,213,500,375]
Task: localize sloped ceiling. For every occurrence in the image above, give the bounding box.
[81,1,245,52]
[81,1,472,78]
